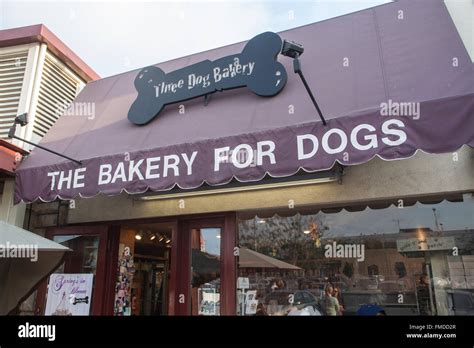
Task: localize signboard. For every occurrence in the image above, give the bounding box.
[45,273,94,316]
[397,236,456,253]
[237,277,250,289]
[128,31,287,125]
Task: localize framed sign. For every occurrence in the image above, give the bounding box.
[45,273,94,316]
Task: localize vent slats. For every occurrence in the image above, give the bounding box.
[0,50,82,140]
[0,51,27,138]
[32,51,82,138]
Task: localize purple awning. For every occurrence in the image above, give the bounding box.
[15,0,474,204]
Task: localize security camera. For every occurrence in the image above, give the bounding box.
[7,113,28,139]
[281,40,304,58]
[15,113,28,126]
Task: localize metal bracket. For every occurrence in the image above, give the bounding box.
[204,93,212,106]
[336,164,344,185]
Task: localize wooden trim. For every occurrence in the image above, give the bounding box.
[167,220,179,315]
[173,219,191,315]
[103,225,120,315]
[221,212,237,315]
[92,227,108,315]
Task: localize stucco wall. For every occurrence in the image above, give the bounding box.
[0,178,26,226]
[65,147,474,224]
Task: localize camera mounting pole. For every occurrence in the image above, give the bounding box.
[292,55,327,126]
[8,113,82,165]
[281,40,327,126]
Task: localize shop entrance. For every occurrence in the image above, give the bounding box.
[172,215,236,315]
[118,222,173,316]
[38,214,236,316]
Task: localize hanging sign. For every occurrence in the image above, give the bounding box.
[128,31,287,125]
[44,273,94,316]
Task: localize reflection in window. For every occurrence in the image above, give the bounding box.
[191,228,221,316]
[237,198,474,316]
[53,235,99,275]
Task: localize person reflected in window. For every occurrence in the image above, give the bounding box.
[332,287,344,315]
[322,285,340,316]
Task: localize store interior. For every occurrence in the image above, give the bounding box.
[116,222,173,316]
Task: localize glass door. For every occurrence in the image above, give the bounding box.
[173,216,236,315]
[191,227,222,316]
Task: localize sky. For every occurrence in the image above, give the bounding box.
[0,0,391,78]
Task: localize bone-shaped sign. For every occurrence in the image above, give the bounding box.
[72,296,89,305]
[128,32,287,125]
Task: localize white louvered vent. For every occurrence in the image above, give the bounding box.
[0,50,28,139]
[33,51,82,138]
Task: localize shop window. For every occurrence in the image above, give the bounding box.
[49,235,100,315]
[54,235,99,274]
[236,198,474,316]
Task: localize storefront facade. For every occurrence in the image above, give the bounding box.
[15,0,474,316]
[25,147,473,315]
